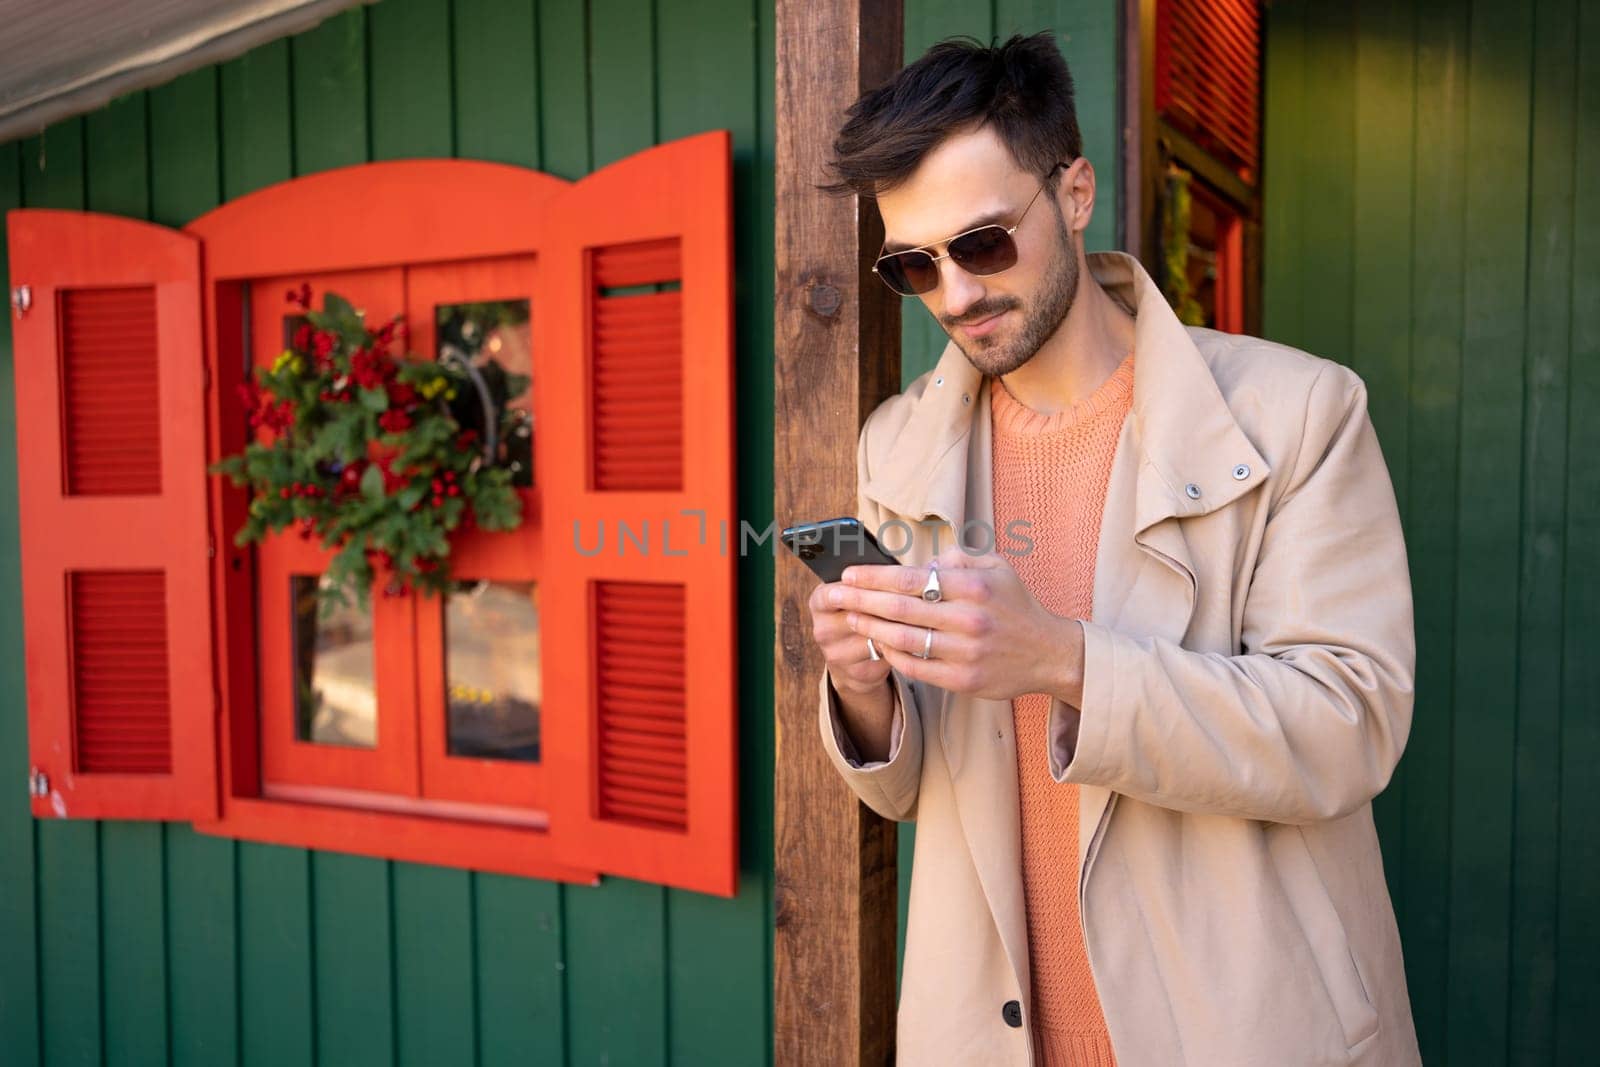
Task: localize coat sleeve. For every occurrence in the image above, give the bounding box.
[1049,363,1416,824]
[814,396,926,822]
[817,667,923,822]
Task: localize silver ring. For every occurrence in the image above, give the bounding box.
[866,637,880,661]
[921,563,943,603]
[920,626,933,659]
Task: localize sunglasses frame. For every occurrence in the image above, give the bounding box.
[871,161,1069,297]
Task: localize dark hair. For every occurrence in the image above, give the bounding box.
[819,31,1083,200]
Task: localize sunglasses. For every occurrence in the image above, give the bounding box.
[872,162,1067,297]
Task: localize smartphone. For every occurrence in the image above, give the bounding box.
[781,517,901,584]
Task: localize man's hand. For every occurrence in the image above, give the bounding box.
[829,545,1087,706]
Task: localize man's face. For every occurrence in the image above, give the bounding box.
[875,124,1088,376]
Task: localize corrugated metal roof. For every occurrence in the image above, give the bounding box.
[0,0,368,144]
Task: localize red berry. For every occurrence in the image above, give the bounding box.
[279,486,291,498]
[432,494,444,507]
[446,485,460,497]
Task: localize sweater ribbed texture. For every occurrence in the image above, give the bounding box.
[990,349,1134,1067]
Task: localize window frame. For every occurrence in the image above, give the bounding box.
[190,160,599,884]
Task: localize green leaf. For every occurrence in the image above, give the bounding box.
[360,462,386,501]
[358,386,389,413]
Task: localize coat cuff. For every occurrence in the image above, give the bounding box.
[1048,618,1115,784]
[817,668,923,819]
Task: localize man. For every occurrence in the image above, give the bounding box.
[806,32,1421,1066]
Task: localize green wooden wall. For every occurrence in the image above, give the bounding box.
[0,1,777,1063]
[1262,1,1600,1063]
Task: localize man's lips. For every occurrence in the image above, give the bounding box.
[958,310,1008,336]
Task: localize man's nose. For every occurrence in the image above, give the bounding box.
[938,258,986,319]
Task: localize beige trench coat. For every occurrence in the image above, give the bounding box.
[817,251,1422,1065]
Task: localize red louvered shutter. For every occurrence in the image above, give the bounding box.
[539,132,738,896]
[7,209,217,821]
[1155,0,1262,183]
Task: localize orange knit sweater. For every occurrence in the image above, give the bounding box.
[989,350,1134,1067]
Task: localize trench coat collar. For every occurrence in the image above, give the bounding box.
[860,250,1270,535]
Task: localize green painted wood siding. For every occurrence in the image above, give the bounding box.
[0,1,776,1064]
[1263,1,1600,1063]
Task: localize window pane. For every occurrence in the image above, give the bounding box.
[290,574,377,747]
[444,579,541,762]
[434,299,533,488]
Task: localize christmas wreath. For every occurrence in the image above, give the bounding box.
[209,284,529,614]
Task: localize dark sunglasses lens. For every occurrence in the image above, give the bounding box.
[878,251,939,295]
[948,227,1018,275]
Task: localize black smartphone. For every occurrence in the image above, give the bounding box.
[781,517,901,584]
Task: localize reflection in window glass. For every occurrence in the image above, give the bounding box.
[444,579,541,762]
[290,574,377,747]
[435,299,534,488]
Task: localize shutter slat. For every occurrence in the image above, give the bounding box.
[593,581,689,831]
[60,287,163,496]
[69,570,173,775]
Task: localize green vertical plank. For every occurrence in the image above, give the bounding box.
[1398,2,1468,1060]
[1512,0,1579,1062]
[369,0,454,159]
[100,825,169,1067]
[538,0,592,179]
[150,68,223,227]
[475,876,565,1067]
[148,59,240,1067]
[0,134,41,1067]
[1260,0,1305,346]
[220,40,293,199]
[453,0,541,167]
[291,6,369,174]
[1447,0,1534,1060]
[657,2,767,1060]
[1297,2,1354,367]
[83,90,171,1067]
[565,878,667,1066]
[239,844,314,1067]
[1350,0,1416,896]
[1556,4,1600,1059]
[313,853,394,1067]
[588,0,655,169]
[394,865,476,1066]
[368,4,476,1061]
[1047,0,1117,253]
[901,2,979,384]
[165,826,239,1067]
[20,116,100,1067]
[36,823,101,1066]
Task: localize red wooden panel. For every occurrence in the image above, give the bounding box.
[7,208,216,820]
[539,131,738,896]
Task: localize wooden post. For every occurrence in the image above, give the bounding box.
[773,1,904,1064]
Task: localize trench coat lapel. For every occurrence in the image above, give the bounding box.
[860,250,1272,1005]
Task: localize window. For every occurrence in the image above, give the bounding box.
[10,134,739,895]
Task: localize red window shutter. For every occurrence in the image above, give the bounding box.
[1155,0,1262,183]
[7,209,217,821]
[538,132,738,896]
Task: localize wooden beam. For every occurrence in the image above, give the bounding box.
[773,1,903,1063]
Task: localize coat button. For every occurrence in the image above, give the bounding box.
[1185,482,1202,499]
[1001,1000,1023,1028]
[1232,463,1250,480]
